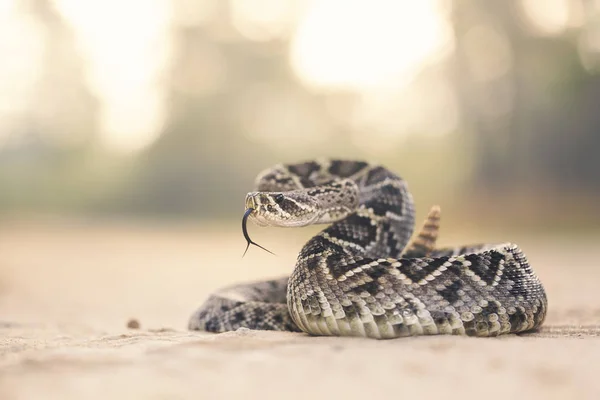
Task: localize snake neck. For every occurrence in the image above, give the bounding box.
[299,166,416,261]
[309,179,360,224]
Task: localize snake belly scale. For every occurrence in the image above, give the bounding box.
[188,160,547,339]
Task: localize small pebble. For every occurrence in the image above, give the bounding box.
[127,319,140,329]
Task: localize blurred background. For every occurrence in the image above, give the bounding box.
[0,0,599,328]
[1,0,599,229]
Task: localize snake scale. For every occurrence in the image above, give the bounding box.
[189,160,547,338]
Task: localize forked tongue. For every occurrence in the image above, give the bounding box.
[242,208,275,257]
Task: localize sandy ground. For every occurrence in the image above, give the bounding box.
[1,221,599,400]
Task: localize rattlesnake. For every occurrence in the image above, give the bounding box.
[189,160,547,338]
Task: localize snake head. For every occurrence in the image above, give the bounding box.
[244,191,320,227]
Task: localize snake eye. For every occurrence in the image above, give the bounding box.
[274,194,284,203]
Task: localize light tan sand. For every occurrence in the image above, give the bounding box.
[1,222,599,399]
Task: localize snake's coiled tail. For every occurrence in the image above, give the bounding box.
[189,160,547,338]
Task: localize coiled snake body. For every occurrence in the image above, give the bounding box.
[189,160,547,338]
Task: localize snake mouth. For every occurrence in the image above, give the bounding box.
[243,193,271,227]
[244,193,256,210]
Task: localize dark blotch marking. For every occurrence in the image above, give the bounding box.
[205,318,221,332]
[364,166,399,185]
[272,313,283,324]
[287,161,321,177]
[301,235,346,260]
[363,184,403,216]
[466,251,504,286]
[286,162,321,188]
[429,310,450,326]
[480,301,500,317]
[231,311,245,324]
[328,160,369,178]
[279,198,300,213]
[326,254,379,280]
[462,319,478,336]
[324,252,350,278]
[508,275,531,298]
[252,307,266,321]
[368,261,390,279]
[400,257,450,283]
[357,280,381,296]
[305,256,321,271]
[438,278,463,305]
[326,214,378,248]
